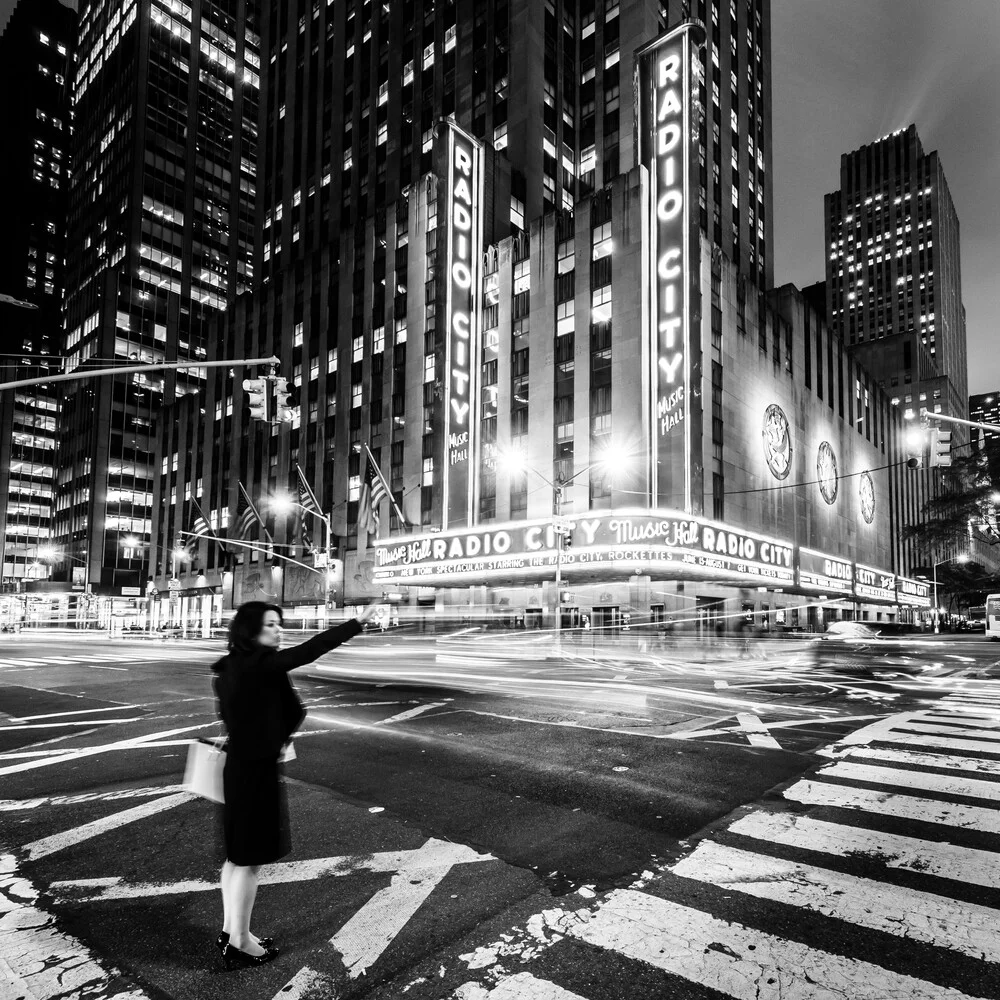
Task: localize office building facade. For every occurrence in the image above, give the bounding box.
[52,0,260,596]
[0,0,75,590]
[823,124,968,429]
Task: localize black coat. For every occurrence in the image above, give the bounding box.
[212,619,363,761]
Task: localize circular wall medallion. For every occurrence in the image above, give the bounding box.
[859,471,876,524]
[816,441,838,505]
[761,404,792,480]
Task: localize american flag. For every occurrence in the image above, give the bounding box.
[191,511,211,537]
[358,457,380,537]
[234,491,258,539]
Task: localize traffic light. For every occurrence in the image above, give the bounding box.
[563,528,573,549]
[904,426,927,470]
[272,376,295,422]
[929,427,953,468]
[243,378,271,421]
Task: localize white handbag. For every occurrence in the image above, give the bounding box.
[182,737,225,803]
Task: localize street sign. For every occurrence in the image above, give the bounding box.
[313,552,329,568]
[121,586,140,596]
[168,578,180,591]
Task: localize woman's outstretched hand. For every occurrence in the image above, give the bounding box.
[356,601,381,625]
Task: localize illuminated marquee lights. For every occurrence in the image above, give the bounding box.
[637,22,705,512]
[896,576,931,607]
[442,121,482,528]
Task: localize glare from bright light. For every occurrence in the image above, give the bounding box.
[904,427,926,450]
[270,492,296,514]
[957,553,970,564]
[122,535,139,547]
[36,546,59,561]
[992,491,1000,505]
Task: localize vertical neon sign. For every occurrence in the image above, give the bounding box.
[636,22,704,512]
[442,120,482,528]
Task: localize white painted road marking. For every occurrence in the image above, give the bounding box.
[23,792,193,861]
[784,777,1000,835]
[568,890,981,1000]
[730,810,1000,889]
[51,839,493,903]
[373,701,450,726]
[457,973,587,999]
[331,853,457,978]
[734,712,782,749]
[841,744,1000,776]
[0,785,186,811]
[822,758,1000,800]
[671,839,1000,963]
[0,722,214,777]
[0,854,151,1000]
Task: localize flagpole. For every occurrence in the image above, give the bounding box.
[295,463,334,623]
[362,442,407,528]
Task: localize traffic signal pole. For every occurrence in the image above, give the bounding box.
[918,408,1000,435]
[0,356,281,392]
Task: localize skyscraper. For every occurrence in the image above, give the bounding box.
[823,125,968,429]
[0,0,75,588]
[53,0,260,595]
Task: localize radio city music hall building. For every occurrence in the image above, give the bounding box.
[151,6,931,631]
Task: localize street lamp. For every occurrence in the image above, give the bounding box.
[932,553,969,633]
[499,445,629,650]
[270,493,334,622]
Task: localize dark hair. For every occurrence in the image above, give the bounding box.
[227,602,283,652]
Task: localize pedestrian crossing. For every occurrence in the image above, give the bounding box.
[447,686,1000,1000]
[0,648,218,668]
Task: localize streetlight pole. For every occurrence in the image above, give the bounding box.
[931,553,969,633]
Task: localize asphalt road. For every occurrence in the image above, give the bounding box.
[1,630,999,1000]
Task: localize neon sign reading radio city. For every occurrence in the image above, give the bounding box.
[448,141,474,434]
[654,47,686,414]
[443,122,480,528]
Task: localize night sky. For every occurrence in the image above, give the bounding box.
[2,0,997,392]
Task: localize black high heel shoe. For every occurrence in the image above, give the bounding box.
[221,942,279,970]
[215,931,274,956]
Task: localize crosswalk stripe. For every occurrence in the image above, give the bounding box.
[0,658,49,666]
[729,811,1000,889]
[897,720,1000,740]
[876,731,1000,755]
[567,890,979,1000]
[467,973,587,999]
[670,840,1000,963]
[823,758,1000,800]
[843,744,1000,776]
[784,777,1000,835]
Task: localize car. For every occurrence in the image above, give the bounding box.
[812,621,953,675]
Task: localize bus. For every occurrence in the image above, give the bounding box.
[987,595,1000,641]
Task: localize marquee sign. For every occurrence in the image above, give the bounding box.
[798,547,853,595]
[854,563,896,603]
[896,576,931,607]
[373,508,794,588]
[636,22,705,512]
[441,120,482,529]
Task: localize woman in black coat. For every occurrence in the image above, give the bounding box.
[212,601,376,969]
